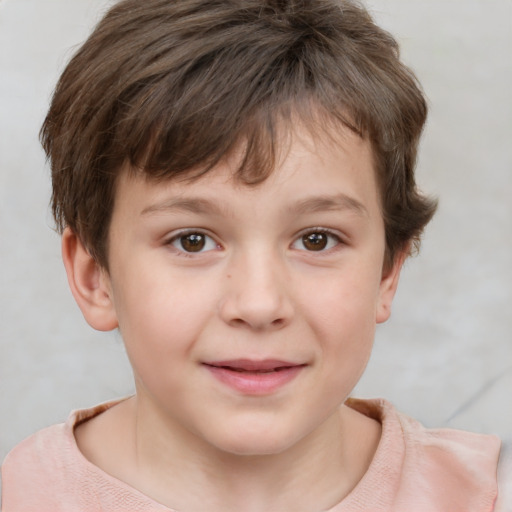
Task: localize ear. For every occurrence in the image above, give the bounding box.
[376,250,407,324]
[61,227,118,331]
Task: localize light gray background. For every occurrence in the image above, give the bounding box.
[1,0,511,462]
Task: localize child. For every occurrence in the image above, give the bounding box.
[1,0,509,510]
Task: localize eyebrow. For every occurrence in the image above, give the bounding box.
[289,194,369,217]
[141,197,229,217]
[141,193,368,218]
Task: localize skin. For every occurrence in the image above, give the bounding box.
[63,125,404,511]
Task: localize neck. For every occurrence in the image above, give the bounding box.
[127,395,381,512]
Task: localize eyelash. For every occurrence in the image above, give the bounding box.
[165,230,220,257]
[164,227,345,257]
[292,228,344,253]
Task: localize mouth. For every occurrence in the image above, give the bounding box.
[202,359,307,394]
[205,359,304,372]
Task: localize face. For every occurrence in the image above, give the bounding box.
[102,126,400,456]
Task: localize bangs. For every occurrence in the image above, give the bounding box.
[123,96,362,186]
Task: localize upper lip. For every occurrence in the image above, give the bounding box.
[203,359,305,371]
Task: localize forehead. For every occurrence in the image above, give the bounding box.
[114,124,382,225]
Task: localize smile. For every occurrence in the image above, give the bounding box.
[203,359,307,395]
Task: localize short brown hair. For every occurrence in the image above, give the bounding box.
[42,0,437,270]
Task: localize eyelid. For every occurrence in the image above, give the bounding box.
[165,228,221,255]
[291,227,345,252]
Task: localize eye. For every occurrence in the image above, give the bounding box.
[170,231,218,253]
[292,229,342,252]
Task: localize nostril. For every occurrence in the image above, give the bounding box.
[229,317,286,330]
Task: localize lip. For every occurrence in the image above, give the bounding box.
[203,359,307,395]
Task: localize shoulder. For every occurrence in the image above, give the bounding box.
[397,408,501,466]
[395,407,501,511]
[346,398,501,511]
[1,399,135,512]
[1,398,125,481]
[1,422,74,511]
[2,420,70,474]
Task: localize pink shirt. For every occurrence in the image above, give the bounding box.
[1,398,502,511]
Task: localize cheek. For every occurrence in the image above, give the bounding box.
[298,269,379,380]
[110,265,217,369]
[302,267,381,334]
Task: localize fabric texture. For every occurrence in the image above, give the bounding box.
[1,398,503,512]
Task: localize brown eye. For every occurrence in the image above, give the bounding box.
[302,232,328,251]
[180,233,206,252]
[170,231,219,254]
[292,230,341,252]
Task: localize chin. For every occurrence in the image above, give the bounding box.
[206,420,305,457]
[216,438,293,457]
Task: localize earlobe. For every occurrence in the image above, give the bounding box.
[62,227,118,331]
[376,251,407,324]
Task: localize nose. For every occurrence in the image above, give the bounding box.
[218,250,294,331]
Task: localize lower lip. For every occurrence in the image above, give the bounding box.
[204,365,305,395]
